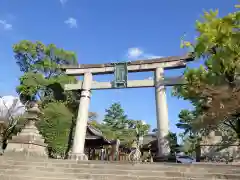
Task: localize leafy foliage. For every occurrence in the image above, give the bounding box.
[13,40,77,103]
[179,135,201,155]
[13,40,79,157]
[174,7,240,147]
[166,131,180,155]
[99,102,150,146]
[38,102,73,157]
[176,110,195,136]
[103,102,128,130]
[13,41,76,73]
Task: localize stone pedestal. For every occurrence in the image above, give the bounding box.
[4,103,47,157]
[69,153,88,161]
[154,67,170,159]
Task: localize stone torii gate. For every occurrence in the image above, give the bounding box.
[62,53,193,160]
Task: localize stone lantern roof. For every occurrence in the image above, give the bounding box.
[24,103,42,120]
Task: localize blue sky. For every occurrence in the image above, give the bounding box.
[0,0,236,133]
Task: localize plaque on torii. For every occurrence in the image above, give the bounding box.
[113,62,128,88]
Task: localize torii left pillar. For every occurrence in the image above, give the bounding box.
[70,72,92,160]
[155,67,170,159]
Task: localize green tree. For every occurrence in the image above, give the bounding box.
[128,120,150,137]
[174,7,240,140]
[39,102,73,158]
[101,102,150,146]
[175,109,205,139]
[103,102,128,130]
[175,110,202,156]
[179,134,200,156]
[166,131,180,155]
[100,102,128,141]
[13,40,79,157]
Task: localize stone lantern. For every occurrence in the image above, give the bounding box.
[4,102,48,157]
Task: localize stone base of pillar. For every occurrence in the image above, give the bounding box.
[154,137,171,162]
[157,137,170,156]
[69,153,88,161]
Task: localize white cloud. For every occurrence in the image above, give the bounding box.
[64,17,77,28]
[127,47,144,59]
[0,20,12,30]
[60,0,68,5]
[126,47,162,60]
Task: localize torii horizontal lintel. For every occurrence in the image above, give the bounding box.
[61,54,194,75]
[64,77,185,91]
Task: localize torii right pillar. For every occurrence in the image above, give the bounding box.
[155,67,170,159]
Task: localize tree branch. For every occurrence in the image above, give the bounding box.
[223,120,238,133]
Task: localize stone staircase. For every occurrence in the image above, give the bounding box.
[0,156,240,180]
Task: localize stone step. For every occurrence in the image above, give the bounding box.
[0,163,239,175]
[1,175,235,180]
[2,156,240,167]
[1,157,239,180]
[0,164,236,177]
[1,158,239,173]
[0,162,239,176]
[1,164,240,180]
[0,174,88,180]
[0,162,240,174]
[1,172,238,180]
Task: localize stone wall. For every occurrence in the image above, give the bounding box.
[200,131,240,160]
